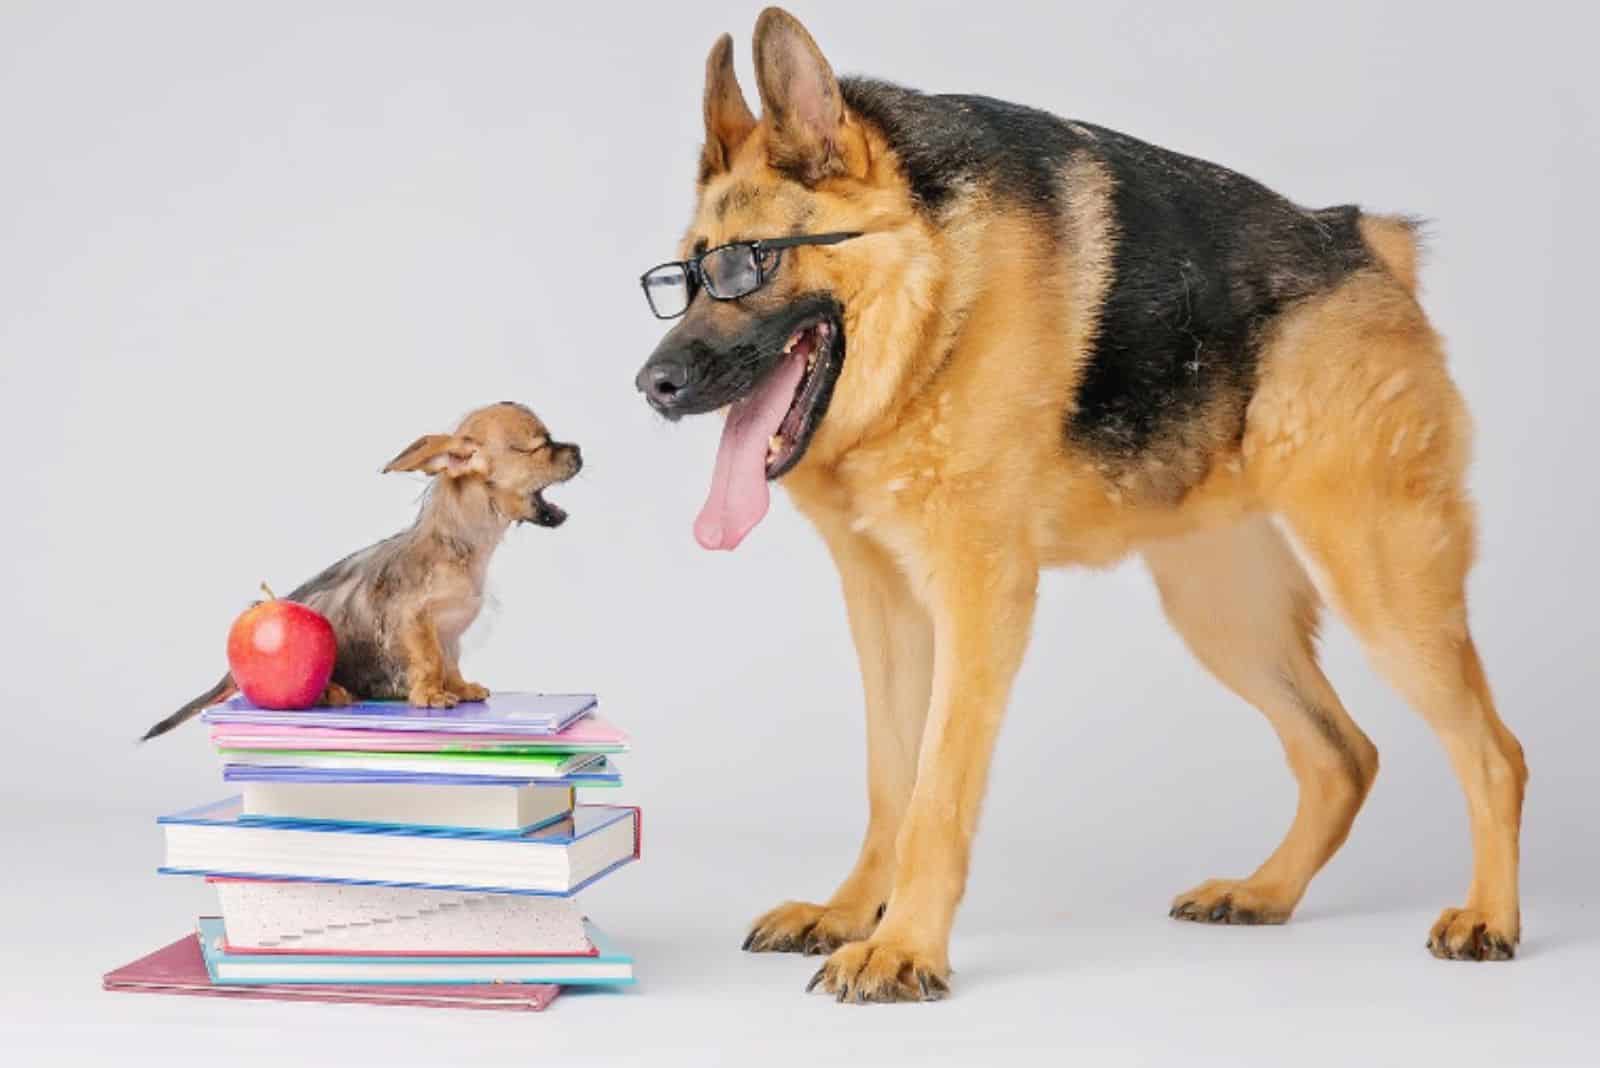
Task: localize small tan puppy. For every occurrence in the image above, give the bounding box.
[142,402,582,739]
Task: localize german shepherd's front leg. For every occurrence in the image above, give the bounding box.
[746,517,934,955]
[808,532,1038,1002]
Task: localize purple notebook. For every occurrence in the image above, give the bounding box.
[104,934,559,1011]
[220,761,622,787]
[201,692,596,735]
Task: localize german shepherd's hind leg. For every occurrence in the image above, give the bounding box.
[1145,516,1377,926]
[1278,496,1525,959]
[746,520,933,956]
[807,528,1037,1002]
[1251,273,1527,959]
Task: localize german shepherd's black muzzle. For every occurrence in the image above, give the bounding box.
[635,293,843,421]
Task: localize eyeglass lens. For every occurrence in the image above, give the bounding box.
[701,245,761,299]
[643,264,691,318]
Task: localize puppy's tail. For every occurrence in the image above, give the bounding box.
[141,672,236,742]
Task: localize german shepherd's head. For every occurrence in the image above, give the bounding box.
[635,8,934,551]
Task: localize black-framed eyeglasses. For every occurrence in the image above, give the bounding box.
[639,231,863,320]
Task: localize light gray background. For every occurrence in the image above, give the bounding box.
[2,1,1596,1064]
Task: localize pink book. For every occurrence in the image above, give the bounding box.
[103,934,560,1011]
[208,714,629,753]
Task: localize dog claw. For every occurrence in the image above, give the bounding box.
[806,966,826,993]
[1170,881,1292,926]
[741,930,757,952]
[1427,907,1518,961]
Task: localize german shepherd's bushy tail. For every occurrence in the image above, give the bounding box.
[141,672,236,742]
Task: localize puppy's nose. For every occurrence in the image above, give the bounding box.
[567,444,583,473]
[637,358,689,403]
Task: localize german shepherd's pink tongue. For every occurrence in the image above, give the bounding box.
[694,351,807,550]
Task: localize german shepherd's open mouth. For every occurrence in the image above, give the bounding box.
[755,312,842,479]
[638,294,845,550]
[693,304,843,549]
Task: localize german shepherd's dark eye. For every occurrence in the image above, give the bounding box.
[700,244,763,299]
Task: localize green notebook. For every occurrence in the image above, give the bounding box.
[219,748,613,779]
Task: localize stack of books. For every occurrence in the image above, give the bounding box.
[105,692,639,1012]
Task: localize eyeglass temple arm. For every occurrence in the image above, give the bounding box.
[754,231,864,252]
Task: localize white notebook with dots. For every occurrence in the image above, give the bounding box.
[210,879,593,955]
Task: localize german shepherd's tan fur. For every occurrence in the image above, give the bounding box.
[643,9,1527,1001]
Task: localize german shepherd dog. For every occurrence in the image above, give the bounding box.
[636,8,1526,1001]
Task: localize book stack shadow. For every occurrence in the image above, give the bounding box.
[105,692,638,1012]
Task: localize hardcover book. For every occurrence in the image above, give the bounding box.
[210,880,593,955]
[103,934,560,1011]
[160,799,640,895]
[197,916,634,985]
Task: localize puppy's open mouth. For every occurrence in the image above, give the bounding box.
[695,312,844,551]
[528,489,567,528]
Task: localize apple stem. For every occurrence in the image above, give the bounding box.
[260,581,278,601]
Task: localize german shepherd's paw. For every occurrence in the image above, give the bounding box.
[1169,878,1294,925]
[1427,907,1518,961]
[742,900,883,955]
[805,937,950,1004]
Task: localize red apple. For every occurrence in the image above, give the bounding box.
[226,585,337,709]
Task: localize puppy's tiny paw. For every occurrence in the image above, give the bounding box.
[450,681,491,702]
[319,682,355,707]
[1427,907,1518,961]
[408,686,459,709]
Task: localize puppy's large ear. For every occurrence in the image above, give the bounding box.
[382,434,485,478]
[700,33,756,182]
[753,7,849,184]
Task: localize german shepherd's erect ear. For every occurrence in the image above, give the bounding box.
[701,33,756,181]
[751,7,863,184]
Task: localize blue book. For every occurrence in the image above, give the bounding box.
[160,799,639,896]
[221,755,622,788]
[201,692,597,735]
[196,917,634,986]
